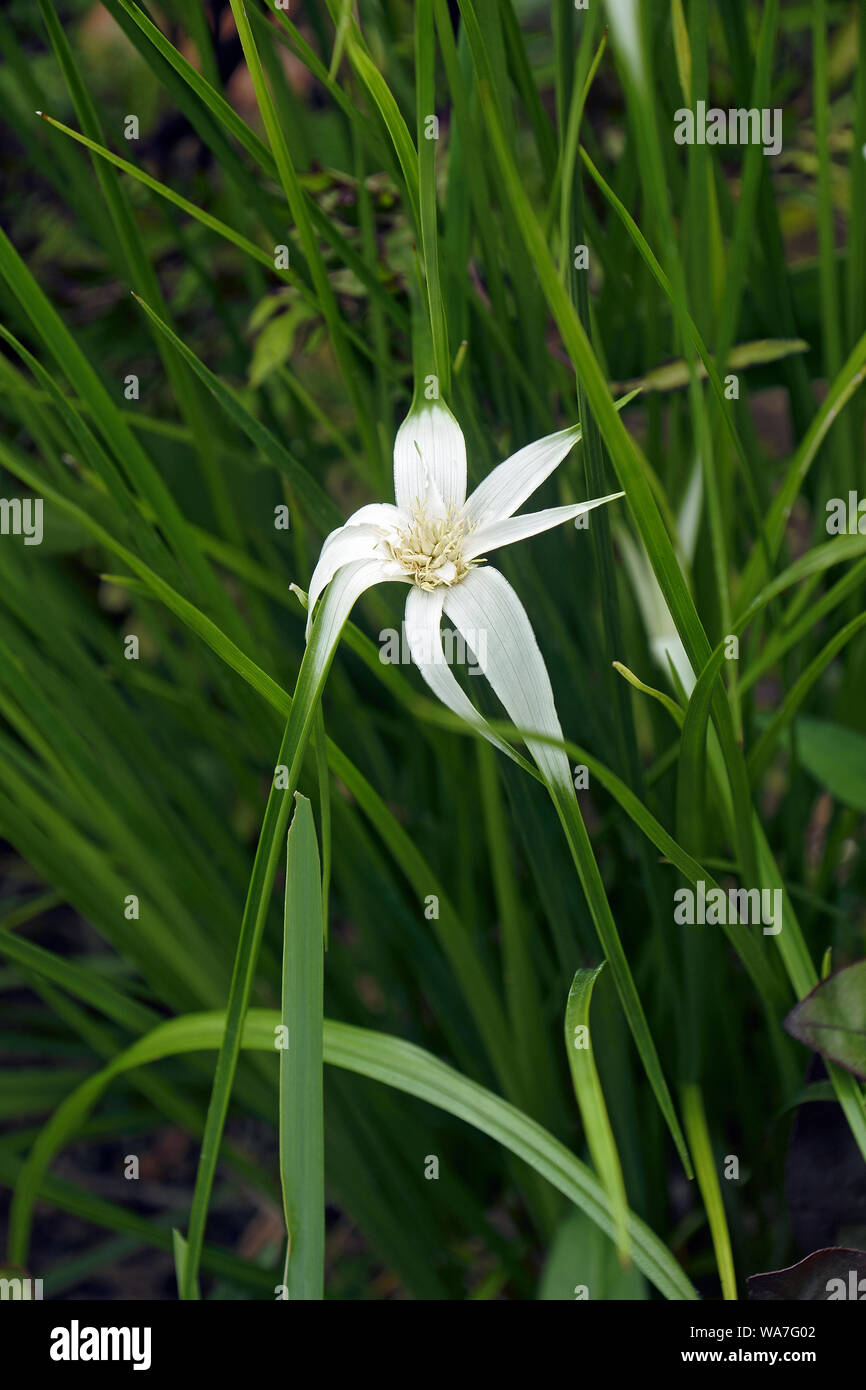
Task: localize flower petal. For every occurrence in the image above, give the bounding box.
[443,567,572,790]
[403,586,517,762]
[345,501,407,531]
[615,524,695,695]
[308,555,406,653]
[394,400,467,514]
[306,523,387,636]
[463,425,581,528]
[463,492,624,560]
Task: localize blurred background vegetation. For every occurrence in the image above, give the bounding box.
[0,0,864,1300]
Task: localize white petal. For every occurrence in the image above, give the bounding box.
[403,586,517,762]
[308,556,406,655]
[463,492,624,560]
[675,456,702,566]
[615,524,695,696]
[605,0,644,87]
[443,567,572,790]
[394,401,467,514]
[463,425,581,528]
[650,635,695,699]
[345,501,407,531]
[306,523,385,637]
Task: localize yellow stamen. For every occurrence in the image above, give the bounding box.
[386,503,480,590]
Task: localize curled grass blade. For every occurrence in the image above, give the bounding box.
[564,966,630,1263]
[11,1010,699,1301]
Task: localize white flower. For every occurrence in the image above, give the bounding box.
[614,455,701,698]
[305,400,623,789]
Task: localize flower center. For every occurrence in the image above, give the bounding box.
[385,504,476,590]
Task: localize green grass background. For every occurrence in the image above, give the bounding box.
[0,0,864,1300]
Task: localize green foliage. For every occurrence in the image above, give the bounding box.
[0,0,864,1301]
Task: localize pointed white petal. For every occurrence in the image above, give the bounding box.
[306,523,386,636]
[308,555,406,652]
[615,524,695,696]
[463,492,624,560]
[443,567,572,790]
[675,456,702,566]
[463,425,581,528]
[344,501,406,531]
[605,0,644,87]
[394,400,467,514]
[403,586,517,762]
[651,635,695,699]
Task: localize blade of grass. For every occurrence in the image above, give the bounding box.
[477,741,560,1150]
[737,330,866,610]
[228,0,381,473]
[11,1009,699,1300]
[813,0,854,494]
[564,966,631,1263]
[549,766,693,1176]
[36,0,240,550]
[0,225,241,640]
[415,0,450,394]
[280,794,324,1301]
[130,295,342,534]
[681,1083,737,1300]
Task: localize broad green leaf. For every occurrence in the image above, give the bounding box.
[793,718,866,813]
[249,307,313,389]
[538,1208,646,1300]
[784,961,866,1079]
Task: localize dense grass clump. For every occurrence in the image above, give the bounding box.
[0,0,864,1302]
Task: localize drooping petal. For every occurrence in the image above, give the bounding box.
[403,586,518,763]
[463,492,624,560]
[306,524,388,636]
[443,566,572,791]
[393,400,467,515]
[299,558,408,743]
[462,425,581,528]
[307,555,407,655]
